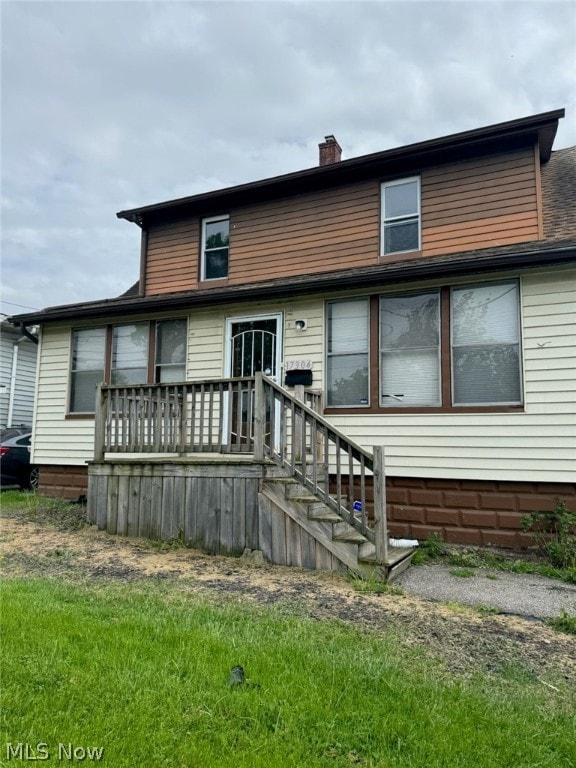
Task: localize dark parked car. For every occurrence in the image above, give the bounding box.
[0,428,38,490]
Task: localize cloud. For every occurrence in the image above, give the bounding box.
[1,0,575,315]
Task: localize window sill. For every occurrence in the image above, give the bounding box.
[65,413,96,420]
[199,277,229,288]
[324,405,525,415]
[379,249,423,264]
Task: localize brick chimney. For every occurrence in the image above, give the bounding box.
[319,135,342,166]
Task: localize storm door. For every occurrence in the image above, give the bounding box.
[224,314,283,449]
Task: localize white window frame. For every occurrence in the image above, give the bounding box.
[380,176,421,256]
[201,215,230,281]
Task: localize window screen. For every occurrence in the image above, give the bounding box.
[70,327,106,412]
[327,299,369,406]
[451,282,522,405]
[380,291,440,406]
[111,323,149,386]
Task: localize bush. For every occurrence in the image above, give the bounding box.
[522,500,576,570]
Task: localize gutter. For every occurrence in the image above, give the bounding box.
[20,323,39,345]
[6,340,21,428]
[6,328,37,427]
[8,243,576,326]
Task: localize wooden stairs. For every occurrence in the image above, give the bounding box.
[259,468,415,583]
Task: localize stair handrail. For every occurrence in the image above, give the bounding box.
[256,373,388,562]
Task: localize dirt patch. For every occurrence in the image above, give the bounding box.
[1,512,575,687]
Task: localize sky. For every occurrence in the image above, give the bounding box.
[1,0,575,319]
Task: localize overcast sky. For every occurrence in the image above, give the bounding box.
[1,0,575,318]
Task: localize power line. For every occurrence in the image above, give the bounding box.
[0,300,40,310]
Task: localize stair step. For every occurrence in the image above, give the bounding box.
[333,521,368,543]
[359,541,377,562]
[259,485,366,574]
[285,484,317,501]
[308,504,342,522]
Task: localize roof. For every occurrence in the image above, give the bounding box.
[117,109,564,227]
[542,146,576,241]
[8,108,573,328]
[10,239,576,326]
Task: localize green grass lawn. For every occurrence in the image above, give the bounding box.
[1,577,574,768]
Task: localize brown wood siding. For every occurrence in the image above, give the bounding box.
[145,219,200,295]
[421,148,539,256]
[143,147,540,294]
[227,181,380,284]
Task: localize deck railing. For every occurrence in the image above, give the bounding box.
[94,374,387,561]
[256,373,387,561]
[95,378,261,457]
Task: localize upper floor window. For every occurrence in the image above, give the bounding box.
[381,177,420,255]
[202,216,229,280]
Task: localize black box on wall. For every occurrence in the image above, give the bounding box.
[284,370,313,387]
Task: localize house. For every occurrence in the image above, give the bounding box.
[0,319,38,430]
[9,109,576,578]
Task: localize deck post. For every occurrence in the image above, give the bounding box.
[373,445,388,564]
[253,372,265,461]
[94,383,106,461]
[293,384,304,462]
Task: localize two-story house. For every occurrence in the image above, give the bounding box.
[10,109,576,578]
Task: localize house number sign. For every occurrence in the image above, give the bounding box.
[285,360,313,371]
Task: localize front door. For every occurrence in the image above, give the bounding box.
[225,313,283,447]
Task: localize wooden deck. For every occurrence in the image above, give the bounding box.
[88,375,416,581]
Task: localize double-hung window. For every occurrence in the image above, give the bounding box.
[202,216,229,280]
[111,323,149,386]
[326,299,369,406]
[155,318,187,382]
[380,291,440,406]
[451,282,522,405]
[70,328,106,413]
[381,177,421,255]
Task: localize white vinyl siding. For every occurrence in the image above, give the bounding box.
[0,325,37,428]
[33,325,97,465]
[31,269,575,482]
[328,268,576,482]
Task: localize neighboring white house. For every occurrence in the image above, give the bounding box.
[0,320,38,429]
